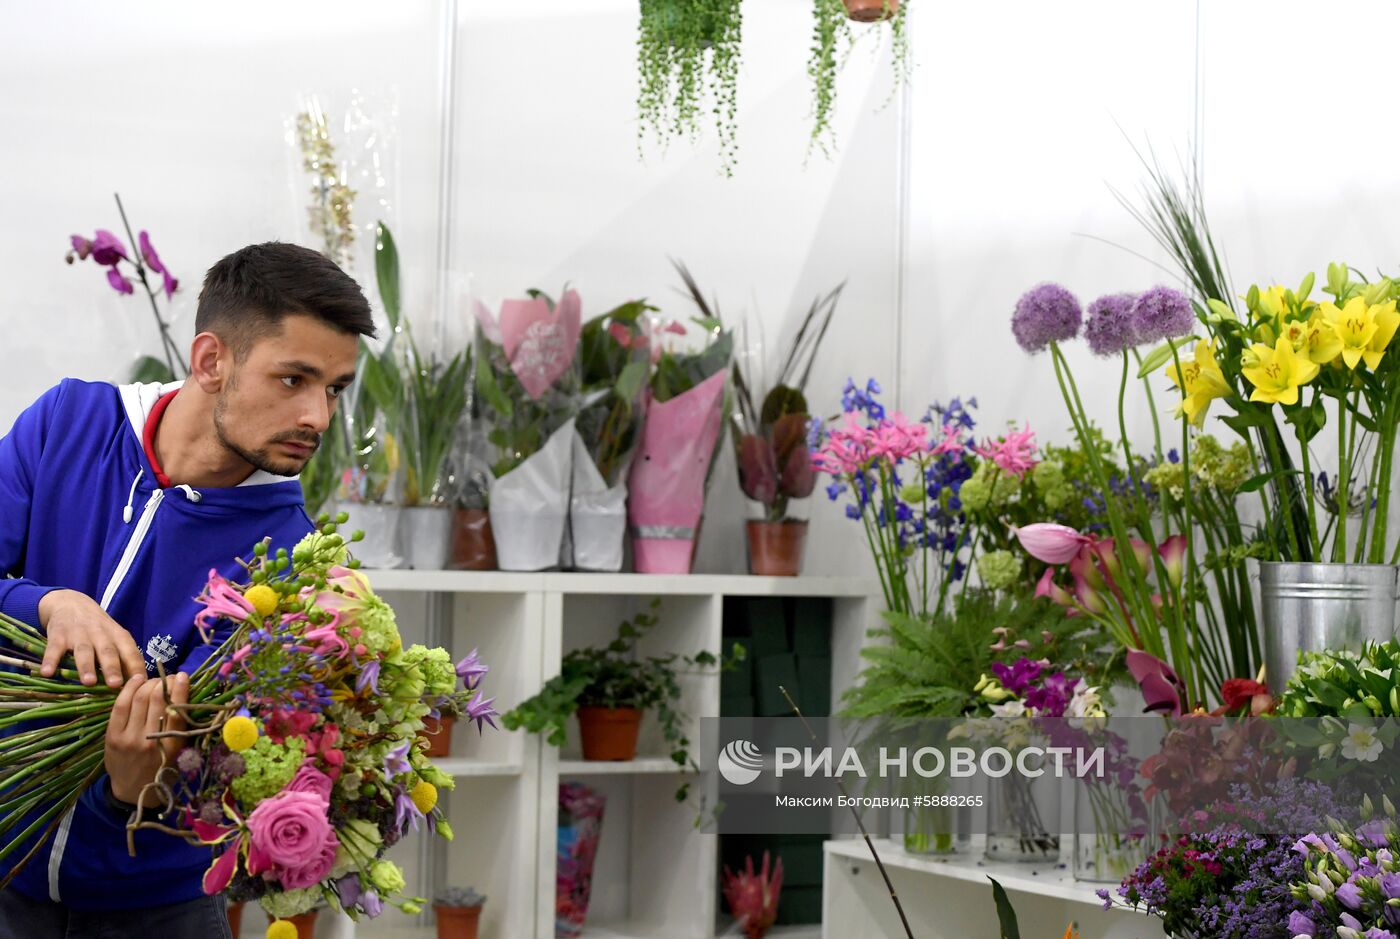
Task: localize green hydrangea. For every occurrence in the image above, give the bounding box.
[294,529,349,568]
[358,594,402,655]
[1144,461,1186,500]
[230,736,305,806]
[259,886,320,918]
[1031,460,1064,493]
[976,550,1022,591]
[403,644,456,697]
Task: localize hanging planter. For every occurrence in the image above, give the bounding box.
[636,0,745,175]
[809,0,911,154]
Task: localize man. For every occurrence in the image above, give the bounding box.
[0,242,371,936]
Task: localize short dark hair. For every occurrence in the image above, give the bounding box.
[195,242,376,357]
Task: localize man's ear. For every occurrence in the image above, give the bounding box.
[190,332,231,394]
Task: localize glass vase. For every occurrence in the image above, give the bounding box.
[1072,781,1153,883]
[984,761,1061,864]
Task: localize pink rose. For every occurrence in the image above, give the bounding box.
[277,836,338,890]
[246,790,337,873]
[286,762,334,802]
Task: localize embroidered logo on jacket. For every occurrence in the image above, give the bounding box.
[145,633,178,673]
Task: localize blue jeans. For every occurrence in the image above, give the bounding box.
[0,889,232,939]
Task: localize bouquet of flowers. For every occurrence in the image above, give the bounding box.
[0,517,497,931]
[1290,798,1400,937]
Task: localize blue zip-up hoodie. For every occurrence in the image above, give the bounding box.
[0,378,314,910]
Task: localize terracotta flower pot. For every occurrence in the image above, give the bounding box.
[843,0,899,22]
[746,519,809,577]
[450,508,498,570]
[435,903,483,939]
[419,714,456,758]
[266,910,317,939]
[576,706,642,761]
[227,901,242,936]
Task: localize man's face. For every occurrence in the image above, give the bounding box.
[213,314,359,478]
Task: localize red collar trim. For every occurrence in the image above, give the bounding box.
[142,390,179,488]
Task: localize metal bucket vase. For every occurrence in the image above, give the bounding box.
[1259,562,1399,690]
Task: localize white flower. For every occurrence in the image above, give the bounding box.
[1066,680,1106,719]
[991,700,1026,719]
[1341,723,1383,762]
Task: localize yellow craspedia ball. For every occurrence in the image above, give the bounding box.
[244,584,279,618]
[222,715,259,752]
[266,921,298,939]
[410,779,438,815]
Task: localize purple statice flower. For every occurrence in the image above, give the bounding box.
[455,648,489,690]
[466,694,499,733]
[356,659,381,695]
[1083,292,1140,356]
[1131,285,1195,343]
[1011,282,1082,353]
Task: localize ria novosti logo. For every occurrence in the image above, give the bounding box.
[718,740,764,785]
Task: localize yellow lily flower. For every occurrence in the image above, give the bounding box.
[1165,339,1230,427]
[1322,296,1399,369]
[1301,310,1343,365]
[1242,337,1319,405]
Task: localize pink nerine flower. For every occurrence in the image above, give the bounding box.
[972,426,1039,477]
[929,421,966,457]
[870,412,929,463]
[246,790,339,890]
[811,412,876,477]
[1012,523,1092,565]
[193,569,255,642]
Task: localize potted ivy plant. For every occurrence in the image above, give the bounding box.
[731,282,842,575]
[809,0,911,154]
[504,600,739,786]
[433,887,486,939]
[636,0,745,175]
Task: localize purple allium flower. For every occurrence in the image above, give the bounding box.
[1011,282,1082,353]
[1131,285,1195,343]
[1084,293,1140,356]
[176,747,203,775]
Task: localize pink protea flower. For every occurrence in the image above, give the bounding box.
[1012,523,1092,565]
[722,851,783,939]
[972,426,1039,477]
[194,569,255,642]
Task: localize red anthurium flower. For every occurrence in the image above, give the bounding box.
[1218,677,1273,716]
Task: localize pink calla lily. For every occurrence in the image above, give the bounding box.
[1158,534,1187,588]
[1034,567,1073,606]
[1012,523,1092,565]
[1126,649,1185,716]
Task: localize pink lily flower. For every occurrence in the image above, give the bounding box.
[194,569,255,642]
[1012,523,1092,565]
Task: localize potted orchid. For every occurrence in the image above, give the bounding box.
[626,262,733,574]
[474,287,582,571]
[731,283,842,575]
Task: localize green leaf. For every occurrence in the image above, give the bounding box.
[375,222,401,330]
[1136,336,1196,378]
[1206,298,1236,321]
[129,355,175,384]
[989,878,1021,939]
[614,360,649,407]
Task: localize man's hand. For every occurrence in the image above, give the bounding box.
[37,589,146,687]
[105,673,189,807]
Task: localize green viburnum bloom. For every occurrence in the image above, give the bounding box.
[293,529,349,568]
[260,886,320,918]
[230,736,305,805]
[358,595,403,655]
[976,549,1022,591]
[403,644,456,697]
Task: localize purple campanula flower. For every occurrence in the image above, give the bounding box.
[455,648,489,690]
[356,659,381,695]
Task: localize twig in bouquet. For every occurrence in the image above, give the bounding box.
[777,685,915,939]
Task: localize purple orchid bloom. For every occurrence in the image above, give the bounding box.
[69,234,93,260]
[356,660,381,695]
[455,648,489,690]
[89,229,128,266]
[106,267,134,295]
[990,658,1042,697]
[466,694,499,733]
[383,741,412,779]
[138,230,177,299]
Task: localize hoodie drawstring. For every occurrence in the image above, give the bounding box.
[175,484,202,504]
[122,470,144,524]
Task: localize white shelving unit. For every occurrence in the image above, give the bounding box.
[821,838,1164,938]
[342,570,876,939]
